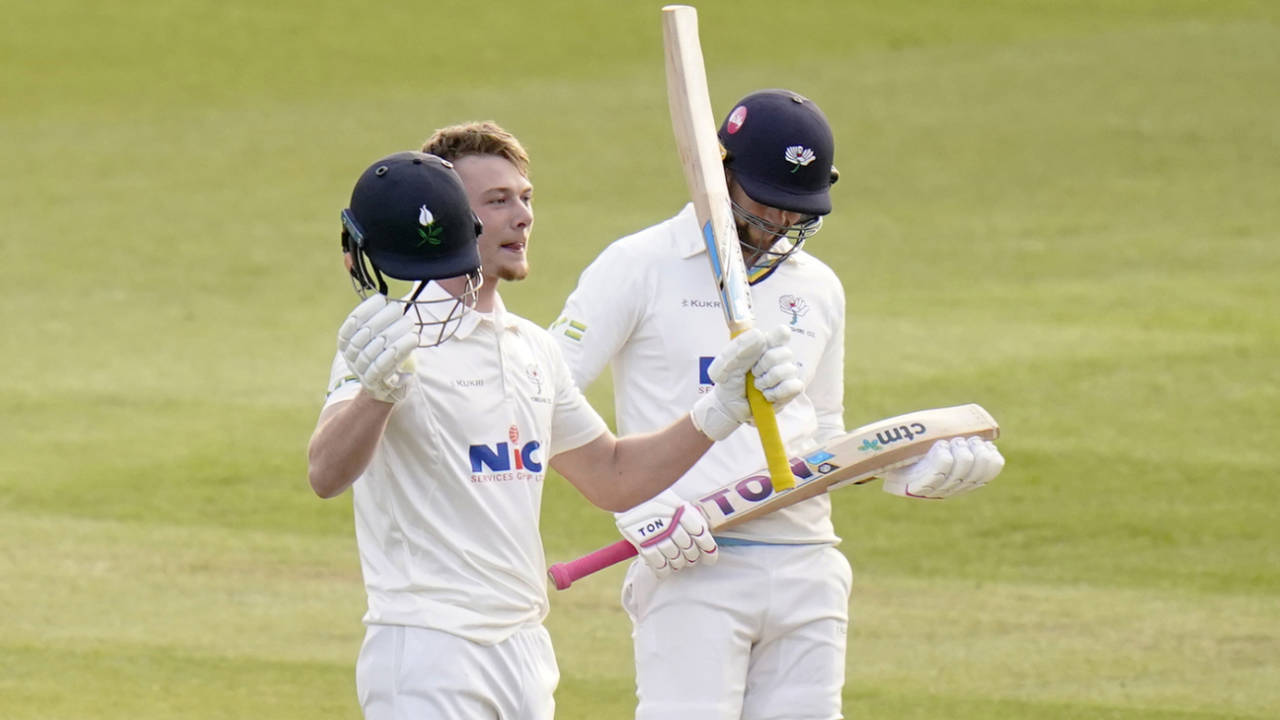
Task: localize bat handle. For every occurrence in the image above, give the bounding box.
[746,378,795,491]
[548,540,639,590]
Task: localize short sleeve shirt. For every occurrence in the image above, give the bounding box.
[552,204,847,544]
[324,295,608,644]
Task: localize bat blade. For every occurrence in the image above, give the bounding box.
[661,4,795,491]
[548,403,1000,589]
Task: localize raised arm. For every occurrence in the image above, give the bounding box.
[307,396,395,498]
[307,295,417,498]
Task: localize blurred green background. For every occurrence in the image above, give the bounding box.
[2,1,1277,717]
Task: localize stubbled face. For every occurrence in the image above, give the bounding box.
[727,178,808,266]
[451,154,534,283]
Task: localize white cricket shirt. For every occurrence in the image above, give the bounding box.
[324,293,608,645]
[553,203,846,544]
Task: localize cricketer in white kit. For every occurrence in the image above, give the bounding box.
[553,90,1003,720]
[323,292,603,718]
[554,201,850,720]
[310,129,808,719]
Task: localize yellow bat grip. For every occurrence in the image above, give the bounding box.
[745,363,796,492]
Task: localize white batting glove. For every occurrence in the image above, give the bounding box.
[752,325,804,406]
[337,295,418,404]
[615,490,718,578]
[880,437,1005,499]
[691,326,803,441]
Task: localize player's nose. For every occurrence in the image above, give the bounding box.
[514,201,533,228]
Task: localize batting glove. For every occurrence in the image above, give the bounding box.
[615,490,718,578]
[752,325,804,406]
[691,326,803,441]
[337,295,418,404]
[880,437,1005,499]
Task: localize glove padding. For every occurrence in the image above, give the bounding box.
[881,436,1004,499]
[691,326,804,441]
[615,490,718,578]
[337,295,418,403]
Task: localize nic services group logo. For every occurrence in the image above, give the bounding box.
[468,425,544,483]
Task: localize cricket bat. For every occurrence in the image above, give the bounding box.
[548,403,999,590]
[662,4,796,492]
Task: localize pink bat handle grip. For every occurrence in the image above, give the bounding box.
[548,540,639,590]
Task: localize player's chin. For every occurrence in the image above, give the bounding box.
[496,262,529,282]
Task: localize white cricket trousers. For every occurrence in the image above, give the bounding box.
[622,543,852,720]
[356,623,559,720]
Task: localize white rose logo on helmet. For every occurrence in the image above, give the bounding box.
[417,204,443,246]
[784,146,816,173]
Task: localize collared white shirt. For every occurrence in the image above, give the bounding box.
[324,292,608,645]
[553,204,846,544]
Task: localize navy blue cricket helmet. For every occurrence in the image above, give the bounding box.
[718,89,838,216]
[341,151,482,293]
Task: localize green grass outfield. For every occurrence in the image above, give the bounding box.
[3,1,1277,717]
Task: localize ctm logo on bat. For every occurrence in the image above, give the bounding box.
[872,422,927,447]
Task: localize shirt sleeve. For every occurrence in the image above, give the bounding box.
[322,350,360,409]
[807,275,847,444]
[544,338,610,458]
[550,240,648,390]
